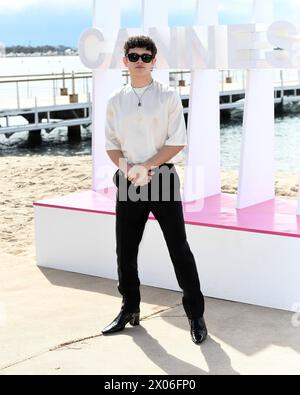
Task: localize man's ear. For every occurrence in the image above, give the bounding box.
[123,56,128,68]
[151,57,157,71]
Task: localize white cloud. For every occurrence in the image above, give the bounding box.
[0,0,38,12]
[218,0,253,15]
[0,0,92,13]
[218,0,300,20]
[1,0,299,19]
[289,0,300,7]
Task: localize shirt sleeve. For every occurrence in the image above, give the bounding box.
[105,98,122,151]
[165,90,188,146]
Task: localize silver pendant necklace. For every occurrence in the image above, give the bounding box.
[131,79,154,107]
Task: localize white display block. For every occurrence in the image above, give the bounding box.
[142,0,169,84]
[236,0,276,209]
[34,191,300,313]
[237,69,275,209]
[297,176,300,216]
[92,69,123,191]
[184,70,221,201]
[184,0,220,201]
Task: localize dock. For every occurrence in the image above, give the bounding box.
[0,102,92,144]
[1,70,300,145]
[0,71,92,145]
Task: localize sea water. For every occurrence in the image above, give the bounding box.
[0,56,300,173]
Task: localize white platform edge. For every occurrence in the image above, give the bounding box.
[34,205,300,313]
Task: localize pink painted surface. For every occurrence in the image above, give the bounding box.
[33,189,300,238]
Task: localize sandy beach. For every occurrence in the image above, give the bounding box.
[0,154,299,259]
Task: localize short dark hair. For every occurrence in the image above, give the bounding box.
[124,35,157,58]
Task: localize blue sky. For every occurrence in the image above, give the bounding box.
[0,0,299,47]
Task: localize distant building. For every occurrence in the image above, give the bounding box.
[0,42,5,57]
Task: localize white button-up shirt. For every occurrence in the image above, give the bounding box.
[105,78,187,165]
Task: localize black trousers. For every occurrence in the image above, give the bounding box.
[113,163,205,319]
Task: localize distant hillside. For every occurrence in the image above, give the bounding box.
[5,45,77,55]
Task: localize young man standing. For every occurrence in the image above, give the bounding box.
[102,36,207,344]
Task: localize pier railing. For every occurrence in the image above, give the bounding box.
[0,71,92,109]
[1,69,300,110]
[1,69,300,143]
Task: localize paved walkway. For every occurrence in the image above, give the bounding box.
[1,250,300,375]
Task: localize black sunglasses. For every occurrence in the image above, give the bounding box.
[126,53,153,63]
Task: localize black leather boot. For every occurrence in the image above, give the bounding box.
[102,311,140,335]
[189,317,208,344]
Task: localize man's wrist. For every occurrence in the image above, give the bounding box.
[118,158,129,176]
[141,161,153,171]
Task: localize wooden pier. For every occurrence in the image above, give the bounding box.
[1,70,300,146]
[0,101,92,145]
[181,83,300,120]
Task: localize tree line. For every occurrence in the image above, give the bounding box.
[5,45,76,54]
